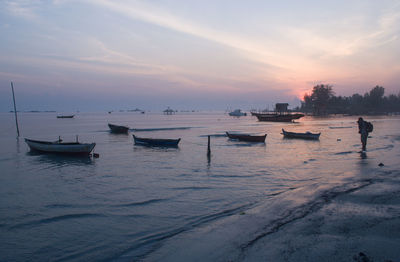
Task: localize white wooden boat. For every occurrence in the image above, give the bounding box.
[25,138,96,155]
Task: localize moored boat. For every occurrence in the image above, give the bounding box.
[25,138,96,154]
[132,134,181,147]
[226,132,267,142]
[254,112,304,122]
[57,115,74,118]
[281,129,320,140]
[228,109,247,117]
[108,123,129,133]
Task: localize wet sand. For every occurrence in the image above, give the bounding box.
[144,167,400,262]
[242,170,400,262]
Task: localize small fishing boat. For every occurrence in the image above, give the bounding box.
[25,138,96,154]
[228,109,247,117]
[132,134,181,147]
[253,112,304,122]
[57,115,74,118]
[108,123,129,133]
[226,132,267,142]
[281,129,320,140]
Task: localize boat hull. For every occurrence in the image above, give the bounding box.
[281,129,320,140]
[132,135,180,147]
[25,139,96,154]
[254,113,304,122]
[57,115,74,118]
[226,132,267,142]
[108,123,129,133]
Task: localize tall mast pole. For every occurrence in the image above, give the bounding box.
[11,82,20,137]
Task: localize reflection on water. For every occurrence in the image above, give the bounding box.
[132,145,181,152]
[360,151,368,159]
[132,127,193,132]
[16,137,21,154]
[282,137,321,142]
[27,151,93,166]
[108,131,129,136]
[224,142,266,147]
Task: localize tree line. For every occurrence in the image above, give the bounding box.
[299,85,400,115]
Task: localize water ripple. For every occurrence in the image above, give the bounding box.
[334,151,354,155]
[119,203,255,260]
[131,127,193,132]
[114,198,168,207]
[9,213,105,230]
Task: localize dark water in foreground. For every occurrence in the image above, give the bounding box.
[0,112,399,261]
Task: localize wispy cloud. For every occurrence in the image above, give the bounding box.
[83,0,400,83]
[286,6,400,59]
[5,0,40,21]
[84,0,284,69]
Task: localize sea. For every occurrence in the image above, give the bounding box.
[0,112,399,261]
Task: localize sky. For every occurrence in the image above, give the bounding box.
[1,0,400,112]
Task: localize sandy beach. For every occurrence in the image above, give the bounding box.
[242,170,400,262]
[144,164,400,262]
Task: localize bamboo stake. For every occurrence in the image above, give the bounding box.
[11,82,20,137]
[207,135,211,156]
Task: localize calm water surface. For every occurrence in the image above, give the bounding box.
[0,112,399,261]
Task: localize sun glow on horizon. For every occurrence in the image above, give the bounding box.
[0,1,399,111]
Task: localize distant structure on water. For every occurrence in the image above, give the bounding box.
[163,107,176,115]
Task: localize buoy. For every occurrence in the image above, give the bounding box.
[93,153,100,158]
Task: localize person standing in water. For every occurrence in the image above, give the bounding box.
[357,117,372,152]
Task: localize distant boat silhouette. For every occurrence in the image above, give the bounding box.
[108,123,129,134]
[253,112,304,122]
[132,134,180,147]
[226,132,266,142]
[228,109,247,117]
[281,129,320,140]
[57,115,74,118]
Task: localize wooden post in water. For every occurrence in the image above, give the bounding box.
[11,82,20,137]
[207,135,211,156]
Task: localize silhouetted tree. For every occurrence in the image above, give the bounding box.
[310,84,334,115]
[366,85,385,113]
[349,93,364,114]
[301,93,313,113]
[300,85,399,115]
[385,94,398,112]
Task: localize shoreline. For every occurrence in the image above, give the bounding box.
[141,167,400,262]
[242,169,400,262]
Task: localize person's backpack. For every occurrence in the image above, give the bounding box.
[366,121,373,133]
